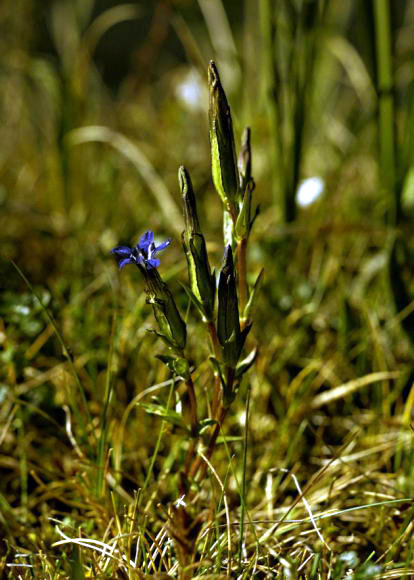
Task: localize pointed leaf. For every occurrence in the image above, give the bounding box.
[198,418,218,435]
[139,402,189,432]
[156,354,190,379]
[217,435,243,444]
[235,184,252,242]
[180,282,207,319]
[208,356,226,390]
[243,268,264,323]
[179,165,200,234]
[147,328,181,352]
[235,347,257,378]
[218,246,247,366]
[189,234,215,318]
[223,210,234,248]
[238,127,252,190]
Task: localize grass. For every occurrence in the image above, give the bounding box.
[2,0,414,578]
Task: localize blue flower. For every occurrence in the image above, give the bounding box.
[111,231,171,270]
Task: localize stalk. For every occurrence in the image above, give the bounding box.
[238,383,251,566]
[260,0,286,222]
[189,367,235,482]
[185,375,198,437]
[373,0,397,224]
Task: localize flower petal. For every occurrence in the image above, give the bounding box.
[154,238,171,253]
[111,246,133,256]
[138,231,154,250]
[146,258,160,269]
[119,257,134,269]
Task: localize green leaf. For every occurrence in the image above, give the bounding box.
[235,183,252,241]
[145,269,187,352]
[243,268,264,323]
[156,355,190,379]
[217,246,242,367]
[139,403,189,432]
[69,545,85,580]
[180,282,207,319]
[223,210,234,248]
[238,127,252,191]
[217,435,243,444]
[179,165,200,234]
[208,356,226,390]
[235,348,257,378]
[198,418,218,435]
[147,328,177,351]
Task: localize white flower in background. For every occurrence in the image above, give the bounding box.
[296,176,324,207]
[175,69,204,110]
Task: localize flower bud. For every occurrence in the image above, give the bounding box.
[217,246,250,367]
[144,268,187,352]
[208,61,239,212]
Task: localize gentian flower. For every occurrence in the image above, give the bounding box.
[111,231,171,270]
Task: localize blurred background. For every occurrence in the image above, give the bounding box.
[2,0,414,570]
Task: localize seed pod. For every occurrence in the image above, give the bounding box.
[208,60,239,212]
[217,246,251,367]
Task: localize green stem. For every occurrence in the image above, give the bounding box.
[181,368,199,484]
[211,375,222,420]
[373,0,397,224]
[260,0,286,222]
[238,383,251,566]
[189,368,235,482]
[185,375,198,437]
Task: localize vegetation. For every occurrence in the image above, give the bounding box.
[1,1,414,578]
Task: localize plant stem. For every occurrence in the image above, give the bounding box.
[182,372,199,482]
[373,0,397,224]
[238,383,251,566]
[189,368,235,482]
[193,405,228,483]
[185,375,198,437]
[260,0,286,222]
[211,375,222,420]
